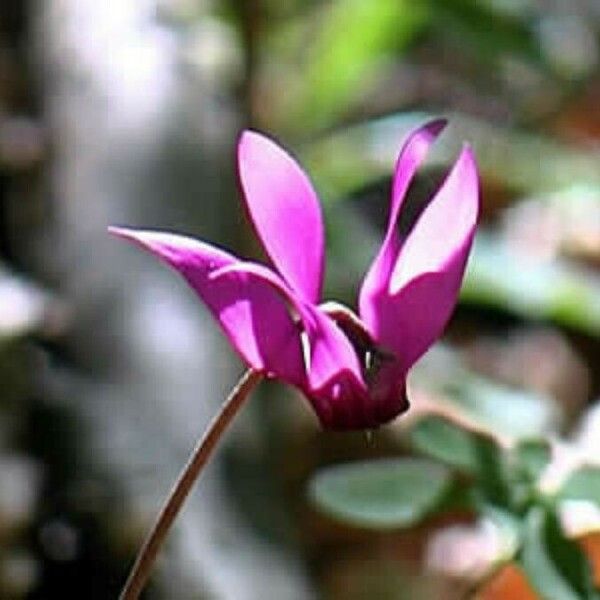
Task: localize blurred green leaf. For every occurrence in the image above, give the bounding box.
[289,0,428,130]
[408,415,511,507]
[507,439,552,511]
[462,233,600,337]
[514,439,552,484]
[308,457,451,529]
[429,0,543,67]
[520,507,598,600]
[560,467,600,506]
[325,207,600,336]
[448,372,559,438]
[411,348,559,440]
[408,415,488,474]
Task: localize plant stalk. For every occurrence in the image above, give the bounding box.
[120,369,262,600]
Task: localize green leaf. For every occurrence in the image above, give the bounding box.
[462,233,600,337]
[428,0,543,67]
[408,416,511,508]
[520,507,598,600]
[289,0,428,130]
[448,372,559,440]
[514,439,552,484]
[560,467,600,505]
[409,346,560,441]
[409,415,484,473]
[507,439,552,510]
[408,415,498,473]
[308,458,451,529]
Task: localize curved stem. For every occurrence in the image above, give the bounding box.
[120,369,262,600]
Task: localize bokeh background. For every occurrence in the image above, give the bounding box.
[1,0,599,598]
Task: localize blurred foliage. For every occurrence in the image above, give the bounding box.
[520,508,598,600]
[561,469,600,507]
[249,0,598,135]
[462,233,600,336]
[310,374,600,598]
[269,0,429,130]
[309,457,452,529]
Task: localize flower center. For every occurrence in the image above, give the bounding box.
[320,301,395,383]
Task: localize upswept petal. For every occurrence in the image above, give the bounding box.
[359,119,447,328]
[389,146,479,294]
[108,227,305,386]
[237,130,325,304]
[364,146,479,370]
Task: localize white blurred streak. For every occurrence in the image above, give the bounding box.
[538,404,600,495]
[37,2,312,598]
[538,440,584,494]
[46,0,177,135]
[425,518,508,580]
[573,401,600,458]
[0,273,47,339]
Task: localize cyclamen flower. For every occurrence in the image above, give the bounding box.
[110,120,479,431]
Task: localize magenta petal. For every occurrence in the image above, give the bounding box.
[367,360,409,423]
[211,261,365,391]
[108,227,305,386]
[237,130,325,304]
[389,146,479,293]
[359,119,447,328]
[365,146,479,370]
[299,303,365,395]
[300,304,373,430]
[211,262,369,429]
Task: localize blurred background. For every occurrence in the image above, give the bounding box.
[0,0,599,598]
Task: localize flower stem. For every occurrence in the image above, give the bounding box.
[120,369,262,600]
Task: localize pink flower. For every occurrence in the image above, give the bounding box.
[109,120,479,430]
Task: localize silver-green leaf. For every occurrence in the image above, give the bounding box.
[308,458,452,529]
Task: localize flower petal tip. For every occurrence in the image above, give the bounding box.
[107,225,146,246]
[237,129,286,170]
[237,129,263,158]
[236,127,325,303]
[107,225,128,237]
[455,143,481,219]
[107,226,159,251]
[422,117,448,136]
